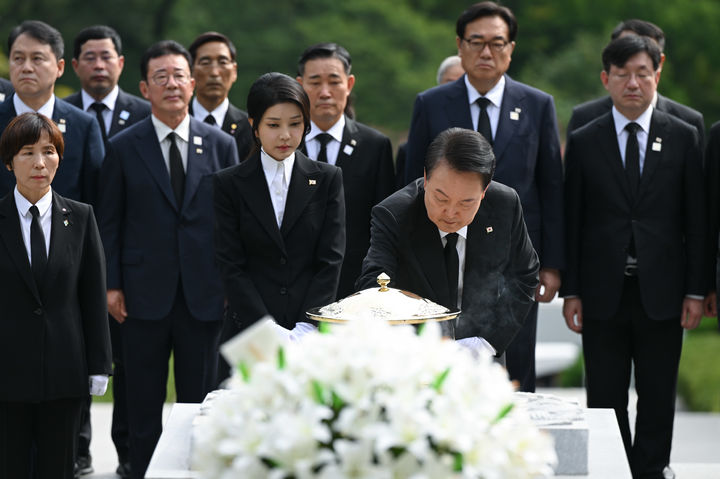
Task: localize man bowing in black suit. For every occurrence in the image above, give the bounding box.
[562,35,705,479]
[297,42,395,299]
[65,24,150,478]
[188,32,253,161]
[358,127,539,359]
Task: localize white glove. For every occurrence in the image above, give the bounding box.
[89,374,109,396]
[456,337,496,359]
[289,322,317,341]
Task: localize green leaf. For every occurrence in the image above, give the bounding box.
[318,322,331,334]
[331,390,345,411]
[492,403,514,424]
[238,361,250,383]
[277,346,286,370]
[416,323,426,336]
[312,380,325,404]
[453,452,463,472]
[431,367,451,392]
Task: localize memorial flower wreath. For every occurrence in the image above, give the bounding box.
[193,319,556,478]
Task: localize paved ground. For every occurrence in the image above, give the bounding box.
[82,300,720,477]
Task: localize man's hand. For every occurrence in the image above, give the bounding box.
[681,297,703,330]
[562,297,583,333]
[108,289,127,324]
[536,268,561,302]
[703,291,717,318]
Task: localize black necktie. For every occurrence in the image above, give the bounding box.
[476,97,493,145]
[167,132,185,206]
[625,122,641,196]
[204,114,216,126]
[30,205,47,286]
[90,102,108,144]
[444,232,459,308]
[316,133,333,163]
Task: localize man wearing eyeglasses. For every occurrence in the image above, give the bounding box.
[188,32,253,161]
[97,40,239,479]
[65,25,150,478]
[402,1,564,393]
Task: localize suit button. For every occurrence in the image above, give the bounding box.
[279,287,287,295]
[33,308,43,315]
[280,257,287,265]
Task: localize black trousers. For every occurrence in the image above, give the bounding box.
[506,301,538,392]
[0,397,83,479]
[582,277,682,479]
[123,284,221,479]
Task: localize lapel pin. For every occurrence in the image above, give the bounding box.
[57,118,66,133]
[119,110,130,121]
[230,124,237,134]
[0,93,5,102]
[193,136,202,146]
[61,208,67,212]
[655,137,662,143]
[63,219,69,226]
[196,148,203,154]
[343,144,354,156]
[309,179,316,185]
[510,111,519,121]
[350,139,357,146]
[486,226,493,233]
[118,119,126,126]
[514,107,521,112]
[652,142,662,152]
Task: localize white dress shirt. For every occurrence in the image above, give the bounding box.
[612,105,653,173]
[192,97,229,128]
[151,114,190,173]
[80,85,119,135]
[305,116,345,166]
[261,148,294,227]
[14,187,52,263]
[14,94,55,118]
[465,74,505,137]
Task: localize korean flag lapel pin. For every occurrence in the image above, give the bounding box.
[486,226,493,234]
[309,179,317,186]
[57,118,66,133]
[118,110,130,126]
[509,107,521,121]
[652,137,662,152]
[343,138,356,156]
[193,135,203,154]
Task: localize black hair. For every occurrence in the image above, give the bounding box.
[0,113,64,168]
[611,19,665,52]
[8,20,64,60]
[73,25,122,59]
[425,128,495,188]
[188,31,237,64]
[602,35,662,73]
[140,40,192,81]
[456,2,518,42]
[297,42,352,76]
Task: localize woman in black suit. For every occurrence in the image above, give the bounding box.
[214,73,345,381]
[0,113,111,478]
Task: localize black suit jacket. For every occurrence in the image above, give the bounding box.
[190,100,254,161]
[403,75,564,270]
[705,121,720,294]
[325,117,394,298]
[0,78,13,103]
[214,151,345,331]
[64,88,151,137]
[567,94,705,147]
[0,95,105,204]
[563,109,706,320]
[0,191,111,402]
[357,179,539,353]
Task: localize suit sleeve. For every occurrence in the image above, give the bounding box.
[81,116,106,206]
[97,141,125,290]
[299,167,346,317]
[222,135,240,168]
[706,126,720,293]
[79,205,112,375]
[534,95,565,270]
[683,127,707,296]
[213,172,271,328]
[560,132,583,297]
[485,193,540,353]
[403,94,431,186]
[356,203,400,291]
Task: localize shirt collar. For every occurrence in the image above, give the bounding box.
[611,104,653,137]
[465,74,505,108]
[151,113,191,144]
[307,115,345,143]
[81,85,119,112]
[14,185,53,217]
[260,147,295,179]
[13,94,55,118]
[192,97,229,126]
[439,225,468,241]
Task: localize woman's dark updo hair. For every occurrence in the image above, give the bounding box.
[246,72,311,148]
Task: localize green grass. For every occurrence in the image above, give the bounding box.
[678,316,720,412]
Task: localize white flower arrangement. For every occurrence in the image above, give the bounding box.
[193,319,557,478]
